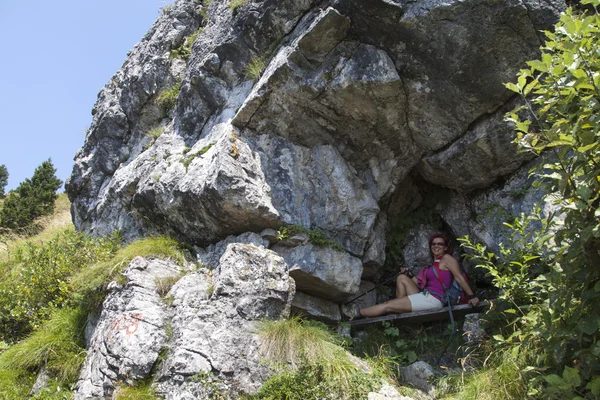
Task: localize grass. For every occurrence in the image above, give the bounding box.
[156,79,182,111]
[277,224,344,251]
[170,29,203,61]
[243,56,266,82]
[0,369,35,399]
[155,273,184,297]
[180,142,215,171]
[200,0,211,19]
[146,126,165,140]
[253,317,381,399]
[437,343,537,400]
[0,193,72,262]
[114,379,156,400]
[0,307,87,385]
[229,0,249,14]
[70,236,186,308]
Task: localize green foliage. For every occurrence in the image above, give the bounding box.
[460,209,553,307]
[200,0,211,19]
[0,164,8,198]
[247,360,380,400]
[0,228,120,341]
[156,79,182,111]
[70,236,186,314]
[277,224,344,250]
[244,56,266,81]
[0,307,87,385]
[0,369,35,399]
[0,159,62,231]
[190,371,229,399]
[350,322,452,370]
[453,3,600,397]
[146,125,165,140]
[170,29,202,61]
[251,317,381,399]
[114,379,156,400]
[229,0,248,15]
[438,343,539,400]
[180,142,215,171]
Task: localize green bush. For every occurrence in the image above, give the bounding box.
[0,228,120,341]
[449,2,600,397]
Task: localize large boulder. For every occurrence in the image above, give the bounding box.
[75,243,295,399]
[273,243,363,301]
[75,257,187,399]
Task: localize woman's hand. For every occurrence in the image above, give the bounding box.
[400,268,414,278]
[468,296,480,307]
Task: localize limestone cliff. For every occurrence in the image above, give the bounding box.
[65,0,566,397]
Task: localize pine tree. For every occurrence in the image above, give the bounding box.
[0,159,62,230]
[0,164,8,198]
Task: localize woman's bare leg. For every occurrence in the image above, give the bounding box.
[396,275,420,298]
[360,296,412,317]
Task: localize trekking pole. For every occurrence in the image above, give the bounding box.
[343,272,401,305]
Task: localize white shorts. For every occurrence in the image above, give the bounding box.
[408,292,443,312]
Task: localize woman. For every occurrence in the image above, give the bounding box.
[355,233,479,318]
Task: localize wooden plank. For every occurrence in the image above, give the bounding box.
[349,301,491,327]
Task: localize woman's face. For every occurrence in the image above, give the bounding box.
[430,239,447,258]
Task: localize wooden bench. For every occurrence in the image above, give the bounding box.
[349,301,491,327]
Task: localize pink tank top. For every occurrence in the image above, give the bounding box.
[425,259,452,301]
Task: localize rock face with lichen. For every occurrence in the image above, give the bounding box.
[66,0,566,397]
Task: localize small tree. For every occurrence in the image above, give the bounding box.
[496,0,600,396]
[0,165,8,198]
[0,159,62,230]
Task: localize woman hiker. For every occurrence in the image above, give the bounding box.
[347,233,480,319]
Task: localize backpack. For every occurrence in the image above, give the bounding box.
[431,259,470,306]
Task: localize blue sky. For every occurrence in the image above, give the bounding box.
[0,0,172,192]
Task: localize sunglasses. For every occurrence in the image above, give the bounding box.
[431,242,446,247]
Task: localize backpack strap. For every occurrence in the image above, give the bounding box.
[433,258,449,290]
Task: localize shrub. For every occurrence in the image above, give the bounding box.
[0,228,120,341]
[156,80,182,111]
[449,2,600,397]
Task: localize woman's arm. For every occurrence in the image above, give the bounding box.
[442,255,480,306]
